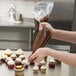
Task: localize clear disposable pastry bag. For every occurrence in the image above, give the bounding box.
[33,0,54,22]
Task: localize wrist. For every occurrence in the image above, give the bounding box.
[46,48,56,57]
[45,48,52,56]
[50,28,57,39]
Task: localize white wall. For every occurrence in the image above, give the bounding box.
[0,0,74,21]
[0,0,35,21]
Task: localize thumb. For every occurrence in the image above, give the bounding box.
[39,23,45,31]
[29,53,38,61]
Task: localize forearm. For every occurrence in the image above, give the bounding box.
[51,29,76,43]
[47,48,76,67]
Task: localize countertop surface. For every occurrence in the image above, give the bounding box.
[0,18,35,28]
[0,51,73,76]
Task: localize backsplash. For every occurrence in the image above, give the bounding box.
[0,0,35,22]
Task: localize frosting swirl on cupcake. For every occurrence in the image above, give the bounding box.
[33,66,39,70]
[40,59,45,64]
[16,48,24,55]
[10,54,17,58]
[6,57,13,62]
[15,58,22,62]
[7,60,15,65]
[19,55,25,58]
[4,49,13,55]
[2,55,8,59]
[49,59,56,63]
[22,59,29,65]
[41,65,46,69]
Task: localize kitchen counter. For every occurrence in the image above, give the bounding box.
[0,51,73,76]
[0,51,75,76]
[0,63,69,76]
[0,18,35,28]
[0,51,76,76]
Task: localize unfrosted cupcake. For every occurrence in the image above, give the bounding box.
[15,58,22,66]
[22,59,29,69]
[16,48,24,57]
[41,65,46,73]
[33,65,39,74]
[49,59,56,68]
[10,54,17,61]
[7,60,15,69]
[19,55,25,60]
[4,49,13,57]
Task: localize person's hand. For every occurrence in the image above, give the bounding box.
[39,22,55,38]
[29,47,50,63]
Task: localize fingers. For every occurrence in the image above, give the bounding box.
[28,53,32,60]
[29,52,42,63]
[33,57,43,63]
[39,16,48,31]
[29,52,38,61]
[39,22,49,30]
[39,23,45,31]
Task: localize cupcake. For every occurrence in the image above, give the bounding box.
[15,58,22,66]
[14,65,24,76]
[22,59,29,68]
[49,59,56,68]
[10,54,17,61]
[4,49,13,57]
[14,65,24,71]
[38,59,46,69]
[16,48,24,57]
[19,55,25,60]
[2,55,8,63]
[41,65,46,73]
[5,57,13,66]
[7,60,15,69]
[33,65,39,74]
